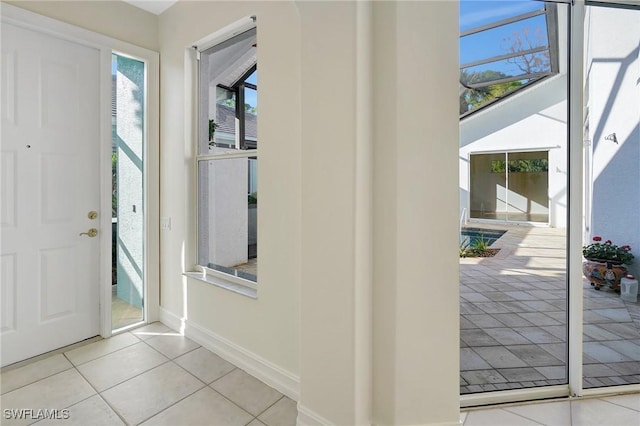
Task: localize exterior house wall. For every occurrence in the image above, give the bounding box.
[585,6,640,278]
[460,75,568,228]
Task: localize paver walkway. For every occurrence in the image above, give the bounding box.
[460,224,640,394]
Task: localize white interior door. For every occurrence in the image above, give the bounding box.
[1,22,102,366]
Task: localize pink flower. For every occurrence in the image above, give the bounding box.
[605,240,612,244]
[593,236,602,241]
[622,245,632,251]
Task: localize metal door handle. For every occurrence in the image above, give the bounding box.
[79,228,98,237]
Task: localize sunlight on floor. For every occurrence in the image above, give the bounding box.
[111,294,142,330]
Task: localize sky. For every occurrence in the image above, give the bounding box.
[460,0,550,77]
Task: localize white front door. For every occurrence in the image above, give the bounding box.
[1,22,102,366]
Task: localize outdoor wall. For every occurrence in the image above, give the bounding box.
[3,0,159,51]
[460,74,568,227]
[585,5,640,278]
[115,55,145,308]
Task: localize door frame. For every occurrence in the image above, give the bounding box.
[1,3,159,340]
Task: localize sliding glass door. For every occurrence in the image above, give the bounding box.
[469,151,550,223]
[460,0,640,405]
[581,1,640,390]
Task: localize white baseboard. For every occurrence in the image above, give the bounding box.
[184,318,300,401]
[158,306,186,334]
[296,404,335,426]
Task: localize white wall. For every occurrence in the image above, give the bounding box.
[372,2,460,425]
[158,0,301,385]
[160,1,460,425]
[460,75,568,227]
[3,0,159,51]
[585,5,640,278]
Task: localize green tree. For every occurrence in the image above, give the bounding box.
[460,70,522,114]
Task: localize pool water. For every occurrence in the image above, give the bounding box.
[460,228,506,247]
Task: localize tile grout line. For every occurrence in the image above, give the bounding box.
[206,368,281,421]
[65,356,130,426]
[64,332,143,368]
[143,354,231,421]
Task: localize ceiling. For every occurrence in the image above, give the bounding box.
[123,0,178,15]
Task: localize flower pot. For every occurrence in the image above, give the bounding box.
[582,259,628,291]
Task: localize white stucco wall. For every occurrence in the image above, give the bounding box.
[585,5,640,278]
[460,74,568,227]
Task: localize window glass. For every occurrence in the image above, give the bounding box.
[197,26,258,284]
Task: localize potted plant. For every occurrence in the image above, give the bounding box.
[582,236,634,291]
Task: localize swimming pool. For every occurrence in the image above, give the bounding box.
[460,228,506,247]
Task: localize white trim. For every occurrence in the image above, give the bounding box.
[193,16,256,52]
[460,385,569,408]
[197,149,260,161]
[568,0,585,398]
[184,272,257,299]
[296,404,336,426]
[581,384,640,397]
[0,3,161,335]
[100,48,114,339]
[159,306,187,334]
[185,318,299,401]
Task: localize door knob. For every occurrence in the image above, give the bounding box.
[79,228,98,237]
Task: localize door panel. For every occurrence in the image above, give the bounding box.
[1,23,101,366]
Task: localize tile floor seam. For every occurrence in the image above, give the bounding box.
[92,359,173,395]
[0,364,76,396]
[138,331,201,361]
[63,333,143,367]
[206,378,267,420]
[599,397,640,413]
[254,394,286,421]
[501,405,556,426]
[69,364,130,426]
[168,357,210,387]
[205,364,240,385]
[132,381,208,426]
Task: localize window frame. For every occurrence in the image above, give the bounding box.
[194,24,258,291]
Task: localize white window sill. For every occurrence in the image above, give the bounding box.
[184,272,257,299]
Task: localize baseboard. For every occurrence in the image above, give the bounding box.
[296,407,461,426]
[185,318,300,401]
[158,306,186,334]
[296,404,335,426]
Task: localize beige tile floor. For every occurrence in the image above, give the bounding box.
[0,323,296,426]
[2,322,638,425]
[461,393,640,426]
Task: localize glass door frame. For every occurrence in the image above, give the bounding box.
[462,0,640,407]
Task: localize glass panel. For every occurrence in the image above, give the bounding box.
[112,54,145,330]
[460,0,569,397]
[198,28,257,154]
[198,158,257,282]
[505,151,549,223]
[582,3,640,390]
[213,86,236,150]
[459,0,543,34]
[244,85,257,149]
[469,153,507,221]
[460,1,556,115]
[461,15,550,67]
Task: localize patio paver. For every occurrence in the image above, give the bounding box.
[460,224,640,394]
